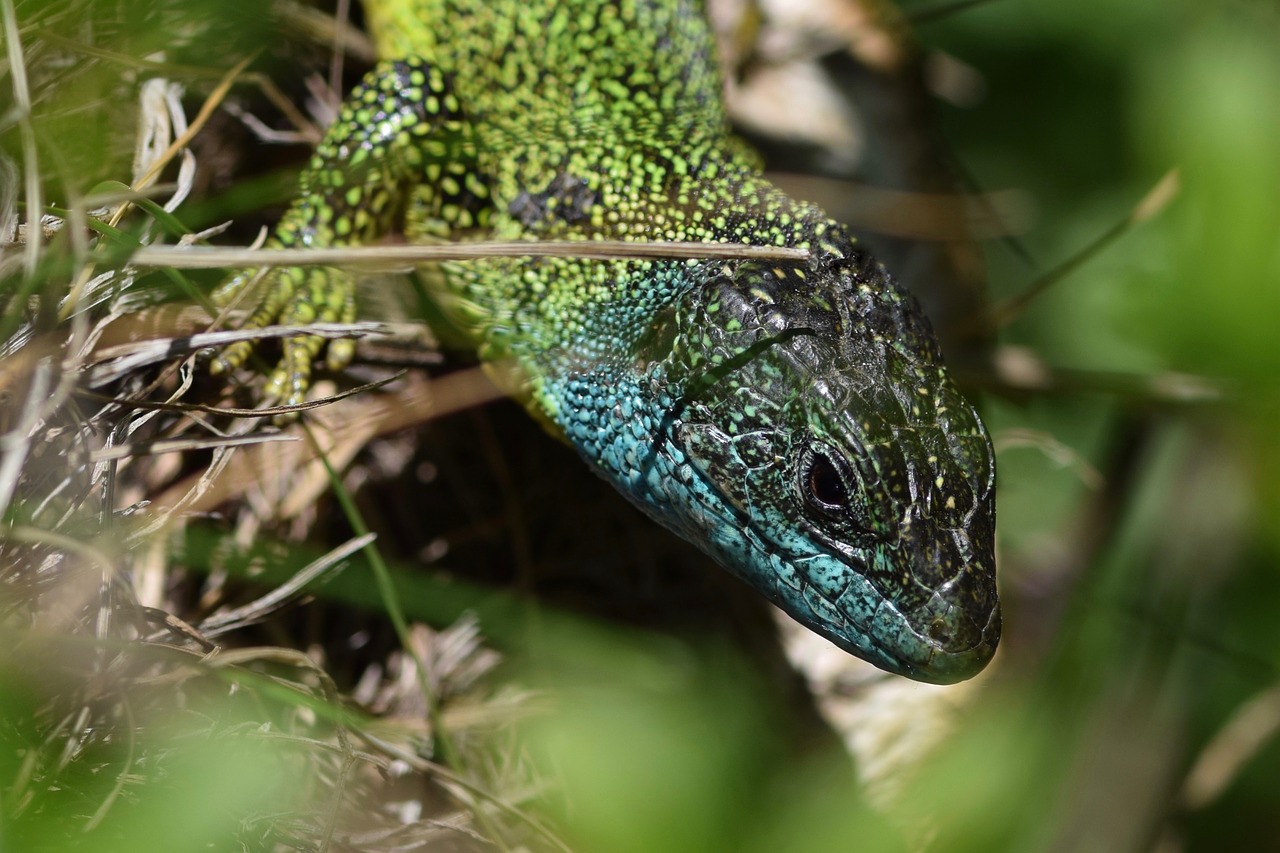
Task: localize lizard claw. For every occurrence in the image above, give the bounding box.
[208,263,356,410]
[208,340,253,376]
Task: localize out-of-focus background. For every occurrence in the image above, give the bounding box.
[1,0,1277,850]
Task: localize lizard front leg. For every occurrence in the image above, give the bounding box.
[211,57,475,406]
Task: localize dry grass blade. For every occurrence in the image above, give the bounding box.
[86,371,409,424]
[31,28,323,142]
[84,321,391,386]
[1,0,43,280]
[274,0,377,63]
[57,53,258,320]
[2,525,117,575]
[356,730,572,853]
[197,532,376,638]
[126,239,811,269]
[1180,683,1280,811]
[140,607,218,652]
[993,428,1105,491]
[89,432,299,462]
[124,54,258,204]
[962,343,1226,406]
[771,174,1032,241]
[0,347,58,517]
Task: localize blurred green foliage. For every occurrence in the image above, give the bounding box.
[914,1,1280,850]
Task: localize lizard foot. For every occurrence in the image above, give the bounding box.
[209,264,356,410]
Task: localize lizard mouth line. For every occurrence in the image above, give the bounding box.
[670,444,978,674]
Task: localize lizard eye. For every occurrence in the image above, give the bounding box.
[801,446,852,514]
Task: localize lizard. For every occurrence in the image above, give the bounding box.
[210,0,1000,684]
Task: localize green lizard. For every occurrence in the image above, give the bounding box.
[212,0,999,683]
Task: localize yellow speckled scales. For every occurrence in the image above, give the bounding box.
[214,0,1001,683]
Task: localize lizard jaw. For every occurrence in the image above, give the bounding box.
[736,508,1000,685]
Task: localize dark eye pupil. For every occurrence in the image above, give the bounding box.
[806,453,848,510]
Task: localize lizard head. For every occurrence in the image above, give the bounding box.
[648,244,999,683]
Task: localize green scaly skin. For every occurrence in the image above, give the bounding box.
[213,0,1000,683]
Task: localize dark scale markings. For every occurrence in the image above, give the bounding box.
[213,0,1000,683]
